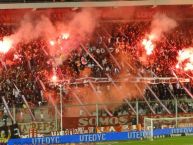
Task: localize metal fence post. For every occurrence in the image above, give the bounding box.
[13,106,16,124]
[136,100,139,125]
[60,84,63,134]
[96,103,99,127]
[175,99,178,127]
[55,105,58,131]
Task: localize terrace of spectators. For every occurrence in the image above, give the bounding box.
[0,1,192,135]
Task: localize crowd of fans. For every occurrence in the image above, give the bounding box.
[0,19,192,123]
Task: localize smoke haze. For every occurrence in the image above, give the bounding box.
[150,13,177,40]
[4,9,153,117]
[8,9,98,65]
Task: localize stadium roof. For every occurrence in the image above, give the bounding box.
[0,0,192,9]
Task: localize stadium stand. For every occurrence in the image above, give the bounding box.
[0,1,192,144]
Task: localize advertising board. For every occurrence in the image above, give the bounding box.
[8,127,193,145]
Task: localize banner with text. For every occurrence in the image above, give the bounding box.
[8,127,193,145]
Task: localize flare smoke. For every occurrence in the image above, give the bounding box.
[6,9,98,65]
[150,13,177,40]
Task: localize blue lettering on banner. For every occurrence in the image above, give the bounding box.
[79,133,105,142]
[171,127,193,134]
[7,127,193,145]
[32,136,60,144]
[128,131,144,139]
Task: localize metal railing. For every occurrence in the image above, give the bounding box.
[0,98,193,135]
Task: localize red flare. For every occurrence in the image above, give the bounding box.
[51,75,58,82]
[0,37,13,54]
[176,47,193,71]
[61,33,70,40]
[142,38,154,55]
[49,40,55,46]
